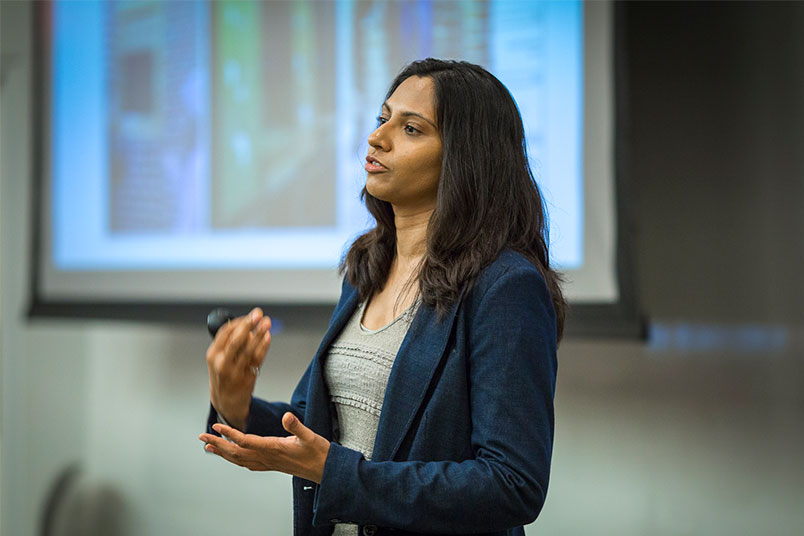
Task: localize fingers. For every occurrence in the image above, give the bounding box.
[199,431,232,451]
[199,433,235,458]
[223,309,263,361]
[207,309,250,361]
[215,424,276,450]
[200,428,277,472]
[200,419,326,482]
[200,434,255,468]
[202,426,250,454]
[204,445,263,471]
[211,423,245,445]
[253,329,271,368]
[213,315,237,346]
[207,308,270,370]
[206,317,234,365]
[244,316,272,367]
[282,412,313,442]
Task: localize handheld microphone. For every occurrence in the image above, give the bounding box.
[207,308,235,339]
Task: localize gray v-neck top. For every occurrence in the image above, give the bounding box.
[324,298,419,536]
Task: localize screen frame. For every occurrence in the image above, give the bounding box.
[28,0,645,338]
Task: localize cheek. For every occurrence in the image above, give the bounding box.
[402,156,440,191]
[419,150,442,186]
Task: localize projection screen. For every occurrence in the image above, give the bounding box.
[33,0,633,334]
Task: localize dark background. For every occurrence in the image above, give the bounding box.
[624,1,804,325]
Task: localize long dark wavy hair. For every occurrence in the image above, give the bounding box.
[341,58,567,341]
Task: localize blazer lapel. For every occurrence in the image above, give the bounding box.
[371,298,461,461]
[303,284,360,439]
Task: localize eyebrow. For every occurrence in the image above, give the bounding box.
[382,103,437,129]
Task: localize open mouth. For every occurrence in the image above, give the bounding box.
[365,156,387,171]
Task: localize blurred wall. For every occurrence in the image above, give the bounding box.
[2,2,803,536]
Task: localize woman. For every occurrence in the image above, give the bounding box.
[200,58,566,536]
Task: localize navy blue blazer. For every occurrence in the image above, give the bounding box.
[207,250,558,535]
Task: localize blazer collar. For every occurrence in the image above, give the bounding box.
[304,284,360,439]
[371,296,461,461]
[313,284,360,368]
[307,283,462,461]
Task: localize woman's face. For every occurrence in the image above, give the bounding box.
[364,76,443,214]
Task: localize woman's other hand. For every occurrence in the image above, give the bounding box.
[206,307,272,431]
[199,412,331,484]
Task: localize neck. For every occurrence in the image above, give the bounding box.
[392,206,433,268]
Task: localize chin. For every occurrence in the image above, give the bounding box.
[365,178,392,203]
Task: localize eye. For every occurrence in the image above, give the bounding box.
[375,115,388,127]
[404,124,420,135]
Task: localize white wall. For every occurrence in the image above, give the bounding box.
[0,8,321,533]
[3,2,804,536]
[2,5,90,534]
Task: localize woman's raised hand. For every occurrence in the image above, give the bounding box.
[206,307,272,431]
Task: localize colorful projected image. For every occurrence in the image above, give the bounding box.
[212,1,337,229]
[52,0,582,271]
[107,1,211,233]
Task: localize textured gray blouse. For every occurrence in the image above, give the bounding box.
[324,297,419,536]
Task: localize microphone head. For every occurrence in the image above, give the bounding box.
[207,308,235,339]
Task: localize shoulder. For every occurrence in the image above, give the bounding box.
[463,249,556,326]
[340,272,357,297]
[471,249,548,298]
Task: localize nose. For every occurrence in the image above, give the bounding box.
[367,122,390,151]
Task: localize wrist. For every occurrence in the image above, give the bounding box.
[213,399,249,431]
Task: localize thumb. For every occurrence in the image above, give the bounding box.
[282,412,313,441]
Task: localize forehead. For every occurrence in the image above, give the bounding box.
[386,76,437,119]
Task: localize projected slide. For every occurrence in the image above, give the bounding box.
[106,2,211,233]
[45,0,603,304]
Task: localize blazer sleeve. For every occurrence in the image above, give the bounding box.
[205,358,312,438]
[312,265,558,533]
